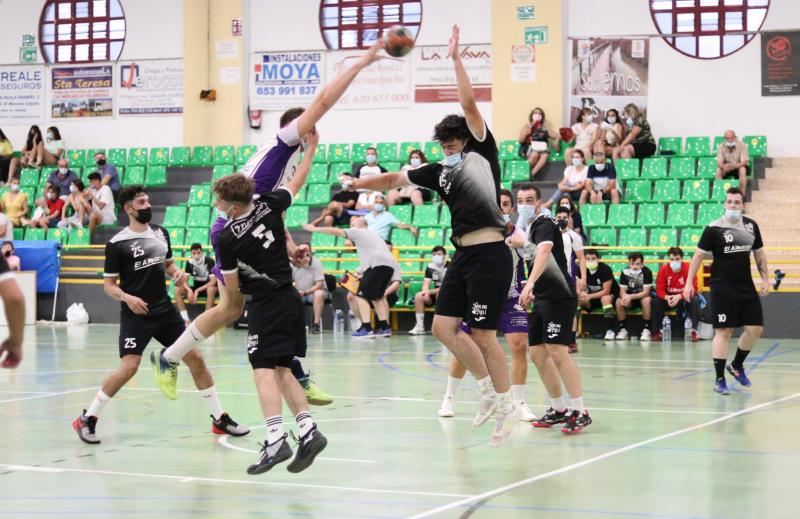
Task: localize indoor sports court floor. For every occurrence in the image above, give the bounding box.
[1,324,798,518]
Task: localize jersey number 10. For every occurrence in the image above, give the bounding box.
[252,224,276,250]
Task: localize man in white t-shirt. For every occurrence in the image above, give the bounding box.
[87,172,117,235]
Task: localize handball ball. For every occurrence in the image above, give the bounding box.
[383,25,414,57]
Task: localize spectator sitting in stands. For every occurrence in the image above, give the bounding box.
[597,108,625,157]
[716,129,750,196]
[0,128,14,184]
[614,251,654,342]
[1,178,29,227]
[556,195,585,241]
[310,172,361,227]
[351,147,387,180]
[93,152,121,201]
[581,150,620,207]
[518,107,559,179]
[651,246,700,342]
[613,103,656,160]
[87,172,117,235]
[27,186,63,229]
[1,241,20,271]
[291,242,327,334]
[579,248,619,341]
[564,107,599,166]
[19,125,43,169]
[59,179,92,229]
[173,243,217,326]
[45,158,80,201]
[364,193,417,241]
[41,126,65,166]
[544,149,589,209]
[387,149,432,206]
[0,208,13,242]
[408,245,448,335]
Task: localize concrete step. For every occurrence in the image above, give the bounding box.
[750,191,796,204]
[771,158,800,168]
[764,168,798,181]
[755,178,798,191]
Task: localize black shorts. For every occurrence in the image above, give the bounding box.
[332,211,351,226]
[191,280,213,291]
[710,283,763,329]
[584,297,607,311]
[632,141,657,158]
[248,287,307,369]
[358,266,394,301]
[118,307,185,358]
[721,165,751,179]
[620,296,648,310]
[435,240,512,330]
[529,299,577,346]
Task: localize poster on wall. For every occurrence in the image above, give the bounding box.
[413,44,491,103]
[0,65,45,121]
[51,65,113,118]
[762,31,800,96]
[327,51,410,110]
[250,51,325,110]
[569,38,648,124]
[118,60,183,115]
[511,45,536,83]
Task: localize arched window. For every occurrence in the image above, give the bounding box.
[39,0,127,64]
[319,0,422,50]
[650,0,769,59]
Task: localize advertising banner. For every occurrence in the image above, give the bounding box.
[0,65,45,121]
[250,51,325,110]
[413,44,491,103]
[51,65,113,118]
[326,51,410,110]
[118,60,183,115]
[762,31,800,96]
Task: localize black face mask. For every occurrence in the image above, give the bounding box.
[3,250,11,258]
[132,207,152,224]
[96,159,106,166]
[557,219,568,230]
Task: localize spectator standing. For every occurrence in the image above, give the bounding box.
[387,150,431,206]
[1,178,29,226]
[41,126,65,165]
[45,159,80,200]
[291,243,327,334]
[581,151,620,207]
[364,193,417,241]
[93,152,121,201]
[716,129,750,196]
[87,172,117,235]
[59,179,92,229]
[0,242,20,271]
[0,129,14,183]
[651,247,699,342]
[564,107,599,166]
[518,107,559,179]
[613,103,656,160]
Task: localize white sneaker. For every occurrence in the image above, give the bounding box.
[490,398,515,447]
[408,324,426,335]
[616,328,629,340]
[438,395,454,418]
[515,400,537,422]
[603,329,616,341]
[640,328,652,341]
[472,391,498,427]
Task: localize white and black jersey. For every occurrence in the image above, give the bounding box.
[216,188,294,296]
[526,214,577,301]
[619,267,654,295]
[697,216,763,289]
[406,124,504,239]
[104,224,173,315]
[186,255,215,284]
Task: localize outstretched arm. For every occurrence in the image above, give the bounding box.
[302,223,346,238]
[449,25,485,140]
[285,128,319,197]
[345,171,411,192]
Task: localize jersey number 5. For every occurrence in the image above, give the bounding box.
[251,224,275,250]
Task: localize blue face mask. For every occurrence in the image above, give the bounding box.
[517,204,536,222]
[502,213,511,223]
[366,154,377,164]
[725,209,742,221]
[373,203,385,212]
[626,116,634,128]
[410,158,421,167]
[441,152,463,168]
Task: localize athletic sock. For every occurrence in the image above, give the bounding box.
[163,323,206,364]
[290,357,307,384]
[713,358,727,381]
[360,323,373,332]
[377,320,389,329]
[731,348,751,370]
[86,389,111,417]
[551,396,567,413]
[571,397,585,414]
[266,416,284,444]
[476,375,493,394]
[296,411,315,436]
[602,304,614,318]
[445,376,461,398]
[179,310,189,321]
[415,313,424,328]
[511,384,526,402]
[200,385,224,420]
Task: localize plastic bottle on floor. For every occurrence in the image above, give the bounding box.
[662,316,671,343]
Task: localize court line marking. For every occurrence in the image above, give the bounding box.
[407,390,800,518]
[0,387,96,404]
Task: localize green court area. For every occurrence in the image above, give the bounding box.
[0,325,798,518]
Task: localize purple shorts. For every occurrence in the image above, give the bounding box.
[459,298,528,335]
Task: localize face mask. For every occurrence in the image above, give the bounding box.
[96,159,106,166]
[216,208,229,220]
[572,158,583,167]
[594,163,606,171]
[69,185,77,193]
[373,203,385,212]
[626,116,634,128]
[10,184,19,192]
[607,116,617,124]
[441,152,463,168]
[47,192,55,200]
[502,213,511,223]
[725,141,736,148]
[59,168,68,175]
[532,113,542,123]
[669,260,682,272]
[560,204,571,211]
[583,114,592,123]
[366,154,377,164]
[410,158,421,167]
[517,204,536,222]
[432,254,444,266]
[586,261,599,272]
[629,267,642,274]
[725,209,742,221]
[557,219,568,230]
[47,132,54,140]
[132,207,152,224]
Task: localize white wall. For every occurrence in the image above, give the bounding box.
[247,0,492,147]
[0,0,183,152]
[568,0,800,157]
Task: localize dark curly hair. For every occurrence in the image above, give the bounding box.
[433,114,471,144]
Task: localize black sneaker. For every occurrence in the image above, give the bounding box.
[310,323,321,334]
[247,434,293,475]
[212,413,250,437]
[561,410,592,434]
[532,407,569,428]
[72,410,100,444]
[287,425,328,473]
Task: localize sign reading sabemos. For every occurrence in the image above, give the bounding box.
[118,60,183,115]
[0,65,45,121]
[413,44,492,102]
[51,65,113,118]
[250,51,325,110]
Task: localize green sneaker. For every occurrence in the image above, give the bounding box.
[302,378,333,406]
[149,348,178,400]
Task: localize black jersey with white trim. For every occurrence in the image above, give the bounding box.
[104,224,173,315]
[216,188,294,296]
[697,215,763,289]
[526,214,577,301]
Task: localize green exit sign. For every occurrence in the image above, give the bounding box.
[524,26,548,45]
[19,47,37,63]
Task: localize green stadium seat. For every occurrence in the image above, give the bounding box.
[666,204,695,226]
[213,146,235,165]
[19,168,40,187]
[391,228,416,247]
[743,135,767,157]
[653,179,680,202]
[649,227,678,247]
[294,186,307,205]
[191,146,213,166]
[308,163,329,184]
[412,205,440,227]
[499,140,520,161]
[298,184,328,206]
[403,279,424,306]
[682,179,710,202]
[624,180,652,202]
[128,148,148,166]
[581,204,607,227]
[85,148,106,167]
[399,141,422,158]
[148,147,169,166]
[697,203,722,225]
[144,166,167,186]
[684,137,711,157]
[285,206,309,228]
[424,142,444,161]
[328,144,351,163]
[439,205,451,226]
[187,206,211,228]
[657,137,682,156]
[616,158,640,181]
[696,156,718,179]
[20,187,36,203]
[619,228,647,248]
[338,253,360,272]
[108,148,126,167]
[399,251,421,274]
[380,161,399,172]
[637,203,664,226]
[168,227,185,246]
[212,165,235,181]
[550,140,569,162]
[680,227,703,248]
[350,143,373,161]
[505,160,529,182]
[188,185,212,206]
[388,205,412,223]
[236,144,258,165]
[170,147,191,167]
[712,179,739,201]
[124,166,145,185]
[163,206,187,227]
[607,204,635,227]
[68,227,91,245]
[589,227,617,246]
[68,149,85,166]
[46,227,67,243]
[640,157,668,179]
[186,227,210,246]
[26,228,46,241]
[40,168,55,186]
[376,142,398,162]
[13,227,23,240]
[668,157,696,179]
[311,232,336,248]
[417,227,444,247]
[712,135,726,151]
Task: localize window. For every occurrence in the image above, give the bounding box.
[319,0,422,50]
[39,0,126,64]
[650,0,769,59]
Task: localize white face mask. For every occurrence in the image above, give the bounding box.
[531,113,543,123]
[410,157,421,167]
[607,116,617,124]
[47,132,54,140]
[59,167,68,175]
[725,141,736,148]
[366,154,377,164]
[502,213,511,223]
[725,208,742,221]
[594,163,606,172]
[69,185,77,193]
[432,254,444,266]
[442,152,463,168]
[669,260,682,272]
[626,116,634,127]
[572,158,583,167]
[47,192,56,200]
[582,114,592,123]
[10,183,19,192]
[517,204,536,222]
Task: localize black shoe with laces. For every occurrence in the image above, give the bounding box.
[212,413,250,436]
[72,409,100,444]
[532,407,569,428]
[246,434,293,475]
[561,410,592,434]
[287,424,328,473]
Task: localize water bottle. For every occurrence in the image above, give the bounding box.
[334,309,344,334]
[684,316,692,341]
[661,316,671,343]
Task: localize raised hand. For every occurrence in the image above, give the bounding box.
[448,25,461,60]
